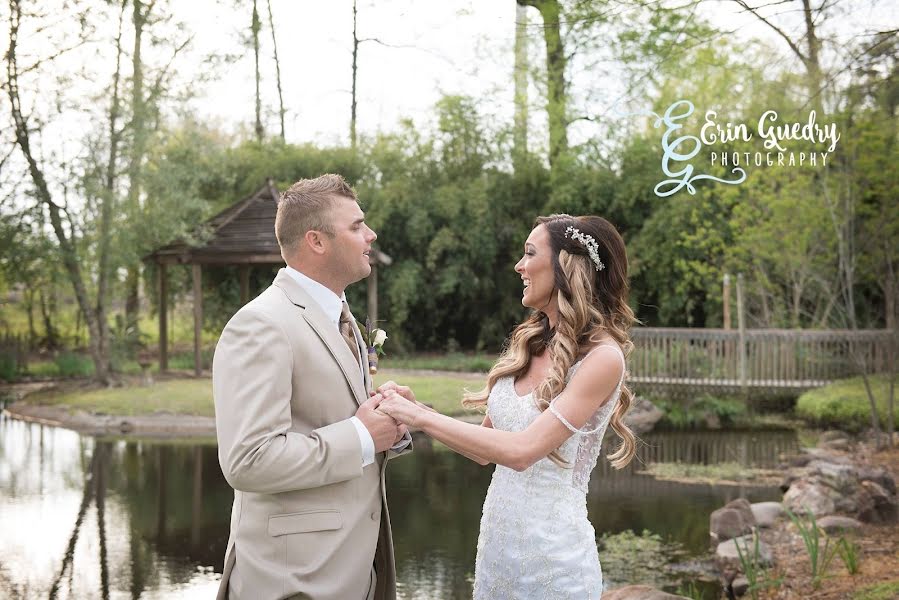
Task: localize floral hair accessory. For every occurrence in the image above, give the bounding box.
[564,226,605,271]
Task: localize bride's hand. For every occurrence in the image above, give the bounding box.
[378,390,426,428]
[377,380,417,403]
[375,381,436,413]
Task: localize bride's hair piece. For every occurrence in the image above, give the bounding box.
[463,214,637,469]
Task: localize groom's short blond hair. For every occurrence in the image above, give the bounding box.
[276,174,358,256]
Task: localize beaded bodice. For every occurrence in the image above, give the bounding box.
[485,346,624,493]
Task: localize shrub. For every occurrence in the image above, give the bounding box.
[0,354,17,381]
[54,352,94,377]
[795,375,898,433]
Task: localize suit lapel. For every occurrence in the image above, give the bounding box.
[274,269,368,406]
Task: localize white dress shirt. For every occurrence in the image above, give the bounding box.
[285,266,376,467]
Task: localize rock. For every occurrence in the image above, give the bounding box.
[731,576,749,597]
[819,430,850,443]
[710,507,754,544]
[750,501,784,528]
[857,466,897,495]
[725,498,757,525]
[625,397,664,435]
[807,460,859,494]
[716,535,774,573]
[602,585,690,600]
[819,438,850,451]
[783,480,836,517]
[779,472,800,492]
[817,515,863,533]
[801,448,854,465]
[860,480,899,523]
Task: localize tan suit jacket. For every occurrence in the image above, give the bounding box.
[213,268,411,600]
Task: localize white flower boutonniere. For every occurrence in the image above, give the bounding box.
[357,318,388,374]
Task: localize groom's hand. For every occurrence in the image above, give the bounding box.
[356,395,401,453]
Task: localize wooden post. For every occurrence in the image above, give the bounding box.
[240,265,250,306]
[737,273,747,400]
[192,264,203,376]
[723,273,731,330]
[158,263,168,372]
[367,262,378,325]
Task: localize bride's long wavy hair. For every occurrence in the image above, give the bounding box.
[463,214,637,469]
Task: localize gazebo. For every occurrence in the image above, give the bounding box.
[143,179,392,375]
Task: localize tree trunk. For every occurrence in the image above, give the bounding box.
[5,0,110,382]
[800,0,824,110]
[97,0,127,372]
[252,0,264,142]
[350,0,359,150]
[125,0,152,339]
[519,0,568,171]
[266,0,285,141]
[513,2,529,171]
[39,289,59,350]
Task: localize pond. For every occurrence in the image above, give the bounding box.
[0,401,798,599]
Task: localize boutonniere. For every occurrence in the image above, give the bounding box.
[357,317,388,374]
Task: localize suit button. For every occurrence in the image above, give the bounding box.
[370,511,378,521]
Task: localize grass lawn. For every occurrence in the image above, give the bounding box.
[25,369,485,418]
[639,461,781,485]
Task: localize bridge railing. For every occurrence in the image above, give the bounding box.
[629,328,895,388]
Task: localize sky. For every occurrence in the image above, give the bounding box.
[2,0,897,189]
[174,0,898,147]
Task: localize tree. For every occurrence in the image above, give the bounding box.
[251,0,264,142]
[266,0,285,141]
[4,0,112,380]
[517,0,568,170]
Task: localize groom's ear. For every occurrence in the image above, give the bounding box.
[303,229,328,255]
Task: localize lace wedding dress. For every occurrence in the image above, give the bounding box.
[472,344,625,600]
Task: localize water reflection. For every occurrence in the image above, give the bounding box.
[0,404,797,599]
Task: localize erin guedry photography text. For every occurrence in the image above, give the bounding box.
[702,109,840,168]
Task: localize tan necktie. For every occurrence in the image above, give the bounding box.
[340,301,361,367]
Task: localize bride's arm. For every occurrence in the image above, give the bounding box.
[435,415,493,466]
[381,348,623,472]
[375,381,494,465]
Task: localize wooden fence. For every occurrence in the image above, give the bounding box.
[629,328,895,395]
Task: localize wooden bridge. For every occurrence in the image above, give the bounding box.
[628,328,895,396]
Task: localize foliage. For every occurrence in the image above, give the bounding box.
[785,507,841,588]
[796,375,899,432]
[837,537,861,576]
[596,529,685,590]
[852,580,899,600]
[733,531,782,600]
[54,353,95,378]
[653,394,747,430]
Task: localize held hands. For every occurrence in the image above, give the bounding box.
[355,395,404,453]
[371,381,436,429]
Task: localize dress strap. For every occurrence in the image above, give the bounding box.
[548,344,625,435]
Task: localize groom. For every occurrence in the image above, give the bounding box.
[213,174,412,600]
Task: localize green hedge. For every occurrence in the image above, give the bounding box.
[796,375,898,432]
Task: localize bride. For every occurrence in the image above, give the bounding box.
[376,214,637,599]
